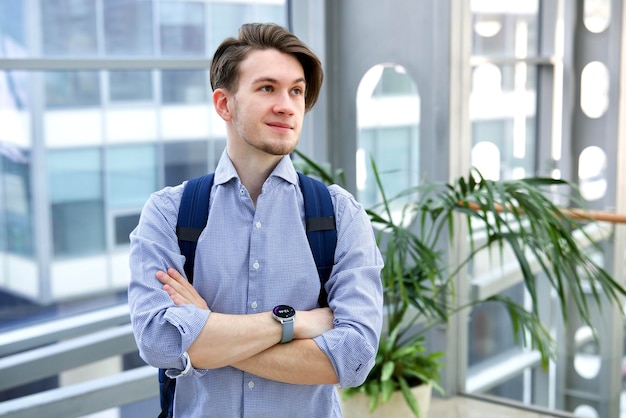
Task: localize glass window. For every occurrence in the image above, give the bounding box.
[49,148,105,257]
[584,0,611,33]
[161,70,207,104]
[0,0,25,47]
[356,64,420,211]
[107,144,157,209]
[0,152,33,256]
[41,0,97,56]
[159,1,205,56]
[468,284,525,366]
[208,2,249,54]
[109,71,153,103]
[580,61,610,119]
[207,2,287,54]
[471,0,539,57]
[470,64,537,180]
[578,146,607,201]
[103,0,153,56]
[357,126,419,209]
[45,71,101,109]
[114,213,140,245]
[164,141,208,186]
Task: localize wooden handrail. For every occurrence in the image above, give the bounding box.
[462,202,626,224]
[560,208,626,224]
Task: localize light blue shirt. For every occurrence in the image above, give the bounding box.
[128,151,384,417]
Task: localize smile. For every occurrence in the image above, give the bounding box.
[267,122,293,130]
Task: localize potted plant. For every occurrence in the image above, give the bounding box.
[294,151,626,418]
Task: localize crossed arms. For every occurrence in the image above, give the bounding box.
[157,268,338,385]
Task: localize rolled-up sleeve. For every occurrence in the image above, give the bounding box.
[128,186,211,370]
[314,186,384,387]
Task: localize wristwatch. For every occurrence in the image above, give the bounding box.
[272,305,296,344]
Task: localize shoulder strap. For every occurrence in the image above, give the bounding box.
[176,171,337,296]
[162,172,336,417]
[297,172,337,307]
[176,173,215,284]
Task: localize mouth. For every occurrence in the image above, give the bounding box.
[266,121,293,130]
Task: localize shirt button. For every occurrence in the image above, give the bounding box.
[248,381,255,389]
[255,221,262,229]
[251,301,258,309]
[253,261,260,270]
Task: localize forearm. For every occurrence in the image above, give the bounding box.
[158,268,335,371]
[232,339,338,385]
[187,311,281,369]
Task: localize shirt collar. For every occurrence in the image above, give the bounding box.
[213,149,299,187]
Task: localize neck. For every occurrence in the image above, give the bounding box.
[226,146,283,204]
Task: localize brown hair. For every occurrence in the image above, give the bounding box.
[210,23,323,112]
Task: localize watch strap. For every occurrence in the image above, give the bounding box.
[280,318,294,344]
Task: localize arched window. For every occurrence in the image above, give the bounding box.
[356,64,420,210]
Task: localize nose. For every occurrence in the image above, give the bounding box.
[273,91,295,116]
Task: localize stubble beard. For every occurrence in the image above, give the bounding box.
[234,117,299,157]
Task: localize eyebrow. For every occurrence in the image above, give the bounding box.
[252,76,306,85]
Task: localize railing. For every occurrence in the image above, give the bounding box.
[0,212,622,417]
[0,305,157,418]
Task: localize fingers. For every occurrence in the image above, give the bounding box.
[156,267,210,310]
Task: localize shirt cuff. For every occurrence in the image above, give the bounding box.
[164,351,193,379]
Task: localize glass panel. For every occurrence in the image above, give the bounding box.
[48,148,105,257]
[107,144,157,209]
[574,326,601,379]
[207,2,286,54]
[578,146,607,201]
[115,213,140,245]
[0,151,33,256]
[103,0,153,56]
[41,0,97,56]
[573,405,600,418]
[45,71,101,109]
[208,3,250,54]
[470,64,537,179]
[468,283,525,367]
[0,0,25,49]
[487,373,525,401]
[159,1,205,56]
[471,0,539,57]
[164,141,208,186]
[161,70,207,104]
[109,71,153,103]
[580,61,610,119]
[356,64,420,211]
[584,0,611,33]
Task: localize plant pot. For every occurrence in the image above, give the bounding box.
[340,382,432,418]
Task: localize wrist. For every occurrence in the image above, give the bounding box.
[272,305,295,343]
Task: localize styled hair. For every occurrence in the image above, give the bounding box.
[210,23,323,112]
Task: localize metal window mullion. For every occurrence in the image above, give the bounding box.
[0,57,212,71]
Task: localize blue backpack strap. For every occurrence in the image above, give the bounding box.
[158,173,214,418]
[176,173,215,284]
[157,368,175,418]
[297,172,337,307]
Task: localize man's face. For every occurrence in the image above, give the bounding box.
[227,48,306,157]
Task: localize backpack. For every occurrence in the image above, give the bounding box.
[157,172,337,418]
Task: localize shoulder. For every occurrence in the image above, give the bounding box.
[142,183,185,220]
[327,184,369,222]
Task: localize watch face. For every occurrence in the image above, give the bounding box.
[273,305,295,319]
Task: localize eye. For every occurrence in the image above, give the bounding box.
[260,85,273,92]
[291,87,304,96]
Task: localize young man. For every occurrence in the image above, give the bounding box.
[128,23,383,417]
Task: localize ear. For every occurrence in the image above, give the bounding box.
[213,89,232,121]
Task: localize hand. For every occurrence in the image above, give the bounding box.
[156,268,209,310]
[294,307,334,339]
